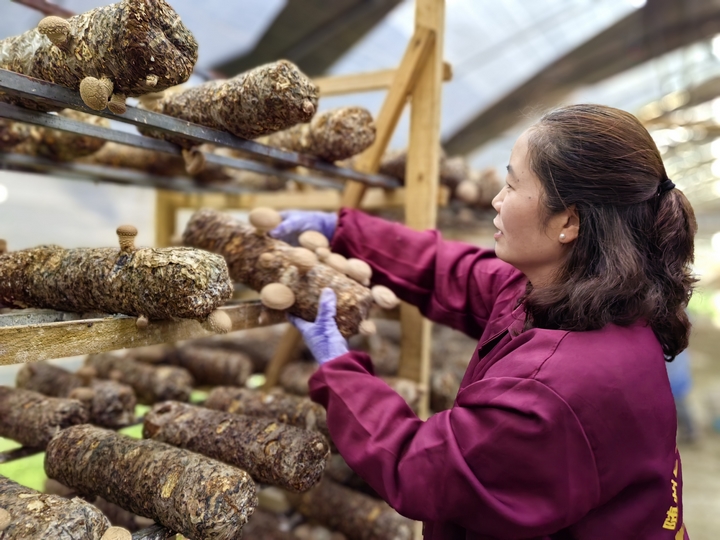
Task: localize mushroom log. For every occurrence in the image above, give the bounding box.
[0,475,111,539]
[139,60,318,148]
[0,0,197,112]
[0,386,88,449]
[182,209,373,337]
[0,227,232,321]
[143,401,330,492]
[44,425,257,540]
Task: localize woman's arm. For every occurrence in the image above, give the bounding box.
[309,352,600,538]
[332,209,525,338]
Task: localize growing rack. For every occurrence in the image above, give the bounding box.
[0,1,445,537]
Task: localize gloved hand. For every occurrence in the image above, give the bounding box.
[269,210,337,246]
[288,288,348,365]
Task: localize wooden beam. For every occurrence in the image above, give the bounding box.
[342,26,436,208]
[0,303,286,364]
[443,0,720,155]
[171,186,449,212]
[399,0,445,421]
[314,61,452,96]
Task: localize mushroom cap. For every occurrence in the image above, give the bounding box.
[135,315,149,330]
[107,94,127,115]
[259,252,275,267]
[37,16,70,44]
[206,309,232,334]
[0,507,10,532]
[260,283,296,310]
[69,387,95,402]
[315,247,331,261]
[101,527,132,540]
[76,366,97,381]
[299,230,329,251]
[346,258,372,286]
[109,369,124,382]
[371,285,400,310]
[116,225,138,237]
[359,320,377,336]
[324,253,349,274]
[455,180,480,204]
[79,77,111,111]
[249,207,282,232]
[182,148,205,175]
[288,247,318,271]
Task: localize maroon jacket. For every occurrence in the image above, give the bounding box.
[309,209,688,540]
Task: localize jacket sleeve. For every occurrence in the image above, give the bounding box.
[309,352,601,539]
[331,208,524,339]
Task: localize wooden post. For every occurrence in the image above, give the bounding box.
[400,0,445,421]
[155,190,180,247]
[341,26,436,208]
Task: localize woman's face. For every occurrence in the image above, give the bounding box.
[491,129,577,286]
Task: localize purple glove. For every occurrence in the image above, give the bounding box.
[288,288,348,365]
[269,210,337,246]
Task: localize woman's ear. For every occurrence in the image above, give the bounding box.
[560,205,580,243]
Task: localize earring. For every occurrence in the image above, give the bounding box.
[559,233,566,241]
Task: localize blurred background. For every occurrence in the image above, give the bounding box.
[1,0,720,537]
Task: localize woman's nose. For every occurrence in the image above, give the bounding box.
[492,189,503,212]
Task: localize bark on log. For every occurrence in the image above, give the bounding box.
[85,353,193,405]
[169,344,253,387]
[276,362,419,412]
[183,209,373,337]
[190,325,291,373]
[77,142,233,185]
[0,386,88,448]
[205,387,328,441]
[16,361,136,428]
[130,524,176,540]
[143,401,330,492]
[262,107,375,163]
[139,60,318,148]
[323,454,378,498]
[44,479,155,534]
[94,497,156,533]
[377,148,469,189]
[0,0,197,112]
[278,361,317,396]
[44,424,258,540]
[0,109,108,160]
[287,478,413,540]
[0,474,110,539]
[0,243,233,320]
[243,509,296,540]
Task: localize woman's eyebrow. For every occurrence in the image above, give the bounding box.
[506,164,518,181]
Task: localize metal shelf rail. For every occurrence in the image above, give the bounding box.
[0,68,401,191]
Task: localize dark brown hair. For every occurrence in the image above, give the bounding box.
[523,104,696,360]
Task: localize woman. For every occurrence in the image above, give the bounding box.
[271,104,696,540]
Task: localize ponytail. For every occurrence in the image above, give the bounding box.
[649,188,697,358]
